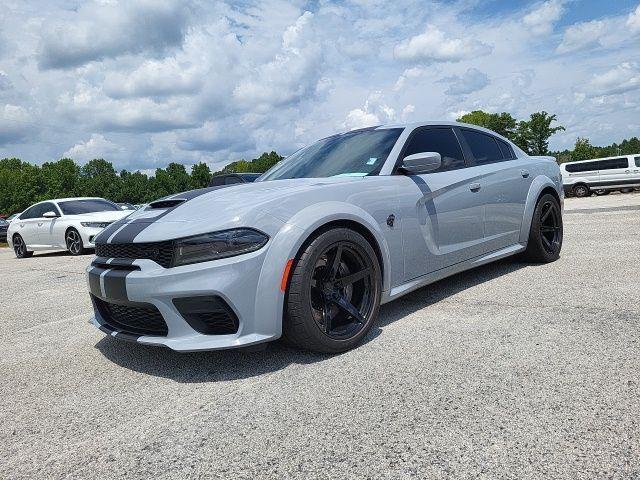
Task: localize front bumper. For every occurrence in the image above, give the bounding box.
[87,246,282,351]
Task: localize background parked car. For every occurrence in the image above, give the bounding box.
[8,197,132,258]
[0,217,8,243]
[116,202,136,210]
[560,154,640,197]
[208,173,261,187]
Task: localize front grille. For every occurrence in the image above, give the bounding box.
[95,241,175,268]
[93,295,168,336]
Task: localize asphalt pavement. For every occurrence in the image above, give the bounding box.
[1,193,639,479]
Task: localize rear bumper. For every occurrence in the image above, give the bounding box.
[87,246,282,351]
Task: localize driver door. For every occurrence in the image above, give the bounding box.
[397,126,485,280]
[36,202,61,247]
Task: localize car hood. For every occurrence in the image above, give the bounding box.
[105,176,376,243]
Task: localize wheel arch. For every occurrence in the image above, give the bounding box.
[252,201,394,339]
[519,175,563,244]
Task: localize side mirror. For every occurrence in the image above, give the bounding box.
[43,211,58,218]
[400,152,442,174]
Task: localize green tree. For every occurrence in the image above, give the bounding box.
[525,111,565,156]
[153,162,191,198]
[571,137,597,161]
[190,162,212,189]
[457,111,518,140]
[79,158,120,200]
[41,158,80,199]
[117,170,150,203]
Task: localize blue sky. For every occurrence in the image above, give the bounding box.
[0,0,639,172]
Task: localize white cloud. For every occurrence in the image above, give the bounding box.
[439,68,489,96]
[523,0,565,35]
[343,91,396,130]
[556,20,606,53]
[394,25,491,63]
[38,0,190,69]
[628,5,640,33]
[0,105,33,144]
[63,134,125,163]
[587,63,640,97]
[233,12,323,110]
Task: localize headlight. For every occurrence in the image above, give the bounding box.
[81,222,112,228]
[174,228,269,266]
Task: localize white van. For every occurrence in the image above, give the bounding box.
[560,154,640,197]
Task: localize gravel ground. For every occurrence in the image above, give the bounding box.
[1,194,639,479]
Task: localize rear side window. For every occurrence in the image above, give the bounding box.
[598,158,628,170]
[635,156,640,167]
[460,129,503,165]
[402,127,465,172]
[564,161,599,173]
[497,139,515,159]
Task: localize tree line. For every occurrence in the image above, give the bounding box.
[0,151,282,214]
[458,109,639,163]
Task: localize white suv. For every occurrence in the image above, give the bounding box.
[8,197,132,258]
[561,154,640,197]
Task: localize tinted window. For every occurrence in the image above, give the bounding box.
[497,139,515,159]
[598,158,628,170]
[39,202,59,216]
[19,206,38,220]
[402,127,465,172]
[260,128,403,180]
[225,176,243,185]
[58,199,120,215]
[564,161,599,173]
[461,129,503,165]
[635,156,640,167]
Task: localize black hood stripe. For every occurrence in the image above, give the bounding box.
[106,186,227,245]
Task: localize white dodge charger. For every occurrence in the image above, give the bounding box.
[8,197,132,257]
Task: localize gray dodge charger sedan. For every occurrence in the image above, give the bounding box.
[87,121,563,353]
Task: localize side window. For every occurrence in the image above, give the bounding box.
[39,202,59,216]
[635,156,640,168]
[19,206,37,220]
[497,139,515,159]
[402,127,465,172]
[598,158,628,170]
[565,161,598,173]
[460,129,503,165]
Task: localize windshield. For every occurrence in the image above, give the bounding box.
[58,199,120,215]
[260,128,403,181]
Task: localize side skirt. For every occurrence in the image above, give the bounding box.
[382,243,526,304]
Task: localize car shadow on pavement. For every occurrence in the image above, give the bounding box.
[96,257,531,383]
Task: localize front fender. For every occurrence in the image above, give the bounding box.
[519,175,561,244]
[253,201,393,338]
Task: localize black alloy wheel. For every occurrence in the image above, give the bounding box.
[523,193,563,263]
[13,234,32,258]
[539,200,562,255]
[284,228,382,353]
[309,242,376,340]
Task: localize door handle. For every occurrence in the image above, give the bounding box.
[521,169,530,178]
[469,182,481,192]
[625,170,630,173]
[37,222,43,226]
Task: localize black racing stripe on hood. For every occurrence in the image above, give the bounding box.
[94,216,129,244]
[107,186,228,244]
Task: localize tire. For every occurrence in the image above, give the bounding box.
[66,228,87,255]
[13,234,33,259]
[620,188,633,194]
[283,228,382,353]
[523,193,563,263]
[572,184,590,197]
[595,189,610,196]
